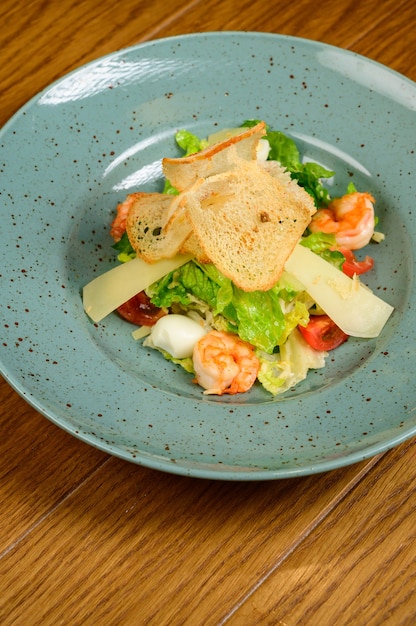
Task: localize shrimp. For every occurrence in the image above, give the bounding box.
[109,193,141,242]
[193,330,260,395]
[309,191,375,250]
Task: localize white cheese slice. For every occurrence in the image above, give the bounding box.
[83,253,193,323]
[284,244,394,338]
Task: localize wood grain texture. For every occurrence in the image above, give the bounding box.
[0,379,109,553]
[0,455,380,625]
[228,439,416,625]
[157,0,415,79]
[1,0,414,127]
[1,0,415,623]
[0,0,200,123]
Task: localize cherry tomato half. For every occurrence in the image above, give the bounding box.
[340,248,374,278]
[117,291,166,326]
[298,315,349,351]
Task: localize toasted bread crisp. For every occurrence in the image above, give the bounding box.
[126,193,192,263]
[124,122,317,291]
[182,160,315,291]
[162,122,266,193]
[179,232,212,264]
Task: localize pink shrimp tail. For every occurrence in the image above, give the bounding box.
[109,193,141,241]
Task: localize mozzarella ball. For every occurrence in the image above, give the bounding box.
[151,314,207,359]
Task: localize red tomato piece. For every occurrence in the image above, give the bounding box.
[340,248,374,277]
[117,291,166,326]
[298,315,349,351]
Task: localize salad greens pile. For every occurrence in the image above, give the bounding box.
[114,120,354,395]
[147,260,311,354]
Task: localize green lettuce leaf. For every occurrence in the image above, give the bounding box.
[163,179,180,195]
[241,119,334,206]
[148,261,225,311]
[289,161,333,207]
[300,232,345,270]
[112,231,136,263]
[175,130,208,156]
[257,328,327,395]
[148,261,311,354]
[231,287,285,352]
[264,129,300,169]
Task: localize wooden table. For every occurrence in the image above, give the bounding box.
[1,1,415,624]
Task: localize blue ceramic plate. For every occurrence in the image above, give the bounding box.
[1,33,415,479]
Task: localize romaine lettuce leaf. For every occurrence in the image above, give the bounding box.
[148,261,226,311]
[112,232,136,263]
[175,130,208,156]
[289,161,333,207]
[277,296,311,345]
[300,232,345,270]
[257,328,327,395]
[231,287,286,352]
[163,179,180,195]
[148,261,311,354]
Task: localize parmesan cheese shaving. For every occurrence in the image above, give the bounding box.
[284,244,394,338]
[372,231,385,243]
[132,326,152,340]
[83,253,193,323]
[327,274,360,299]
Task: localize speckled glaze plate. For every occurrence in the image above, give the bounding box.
[1,33,415,480]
